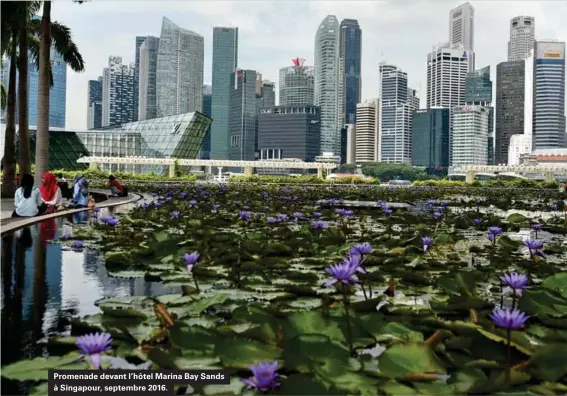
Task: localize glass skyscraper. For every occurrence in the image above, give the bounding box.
[411,108,450,170]
[465,66,492,105]
[339,19,361,125]
[201,84,212,159]
[210,27,238,160]
[279,58,314,106]
[138,36,160,121]
[87,77,102,129]
[228,70,257,162]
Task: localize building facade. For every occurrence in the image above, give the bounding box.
[134,36,146,121]
[451,105,489,165]
[279,58,315,106]
[449,2,475,71]
[201,84,212,159]
[508,16,535,61]
[532,40,566,150]
[339,19,362,125]
[87,77,102,129]
[426,42,469,109]
[256,79,276,111]
[315,15,341,155]
[138,36,160,121]
[355,99,379,163]
[228,70,257,162]
[156,17,204,118]
[101,56,135,127]
[210,27,238,160]
[508,134,532,165]
[411,108,450,170]
[495,61,525,165]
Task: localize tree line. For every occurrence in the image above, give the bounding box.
[1,1,85,197]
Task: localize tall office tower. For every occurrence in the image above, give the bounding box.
[451,105,489,165]
[532,40,566,149]
[156,17,204,118]
[133,36,146,121]
[87,77,102,129]
[101,56,135,127]
[137,36,159,121]
[355,99,379,163]
[228,69,257,162]
[279,58,315,106]
[201,84,212,159]
[408,88,420,111]
[210,27,238,160]
[508,16,535,61]
[378,63,412,164]
[412,108,450,170]
[339,19,362,124]
[495,61,525,165]
[315,15,341,155]
[345,124,356,164]
[256,79,276,110]
[465,66,493,159]
[426,42,469,108]
[449,2,475,71]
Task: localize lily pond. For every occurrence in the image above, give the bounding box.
[2,184,567,395]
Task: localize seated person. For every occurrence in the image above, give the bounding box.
[56,173,71,199]
[39,171,63,214]
[69,173,89,208]
[13,173,43,217]
[108,175,128,197]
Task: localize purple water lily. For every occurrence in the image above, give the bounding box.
[323,262,359,287]
[241,361,280,391]
[343,254,366,274]
[170,210,181,219]
[277,213,289,222]
[490,308,529,330]
[532,223,542,231]
[473,218,482,226]
[184,252,200,272]
[238,210,252,222]
[60,232,72,240]
[141,203,150,210]
[212,204,220,212]
[336,208,353,217]
[71,240,84,249]
[267,217,279,224]
[107,218,119,227]
[350,242,373,255]
[76,332,112,369]
[500,272,528,297]
[383,208,393,216]
[488,226,503,236]
[311,220,327,229]
[433,211,443,220]
[313,212,322,218]
[421,236,433,252]
[292,212,304,219]
[188,200,197,207]
[523,239,545,258]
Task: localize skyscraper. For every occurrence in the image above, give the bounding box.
[156,17,204,118]
[339,19,362,125]
[137,36,159,121]
[449,2,475,71]
[133,36,146,121]
[315,15,341,155]
[378,63,412,164]
[256,79,275,111]
[228,69,257,162]
[355,99,379,163]
[532,40,566,149]
[411,108,450,170]
[452,105,489,165]
[101,56,135,127]
[495,61,525,165]
[201,84,212,159]
[426,42,469,108]
[210,27,238,160]
[465,66,492,106]
[279,58,315,106]
[508,16,535,61]
[87,77,102,129]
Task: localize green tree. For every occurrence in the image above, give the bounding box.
[361,162,428,182]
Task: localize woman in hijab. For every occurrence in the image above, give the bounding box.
[12,173,43,217]
[39,172,63,214]
[70,174,89,208]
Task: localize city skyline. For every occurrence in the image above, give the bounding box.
[43,1,566,130]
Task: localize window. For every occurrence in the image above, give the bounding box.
[231,135,240,147]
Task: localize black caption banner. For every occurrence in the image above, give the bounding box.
[48,370,231,395]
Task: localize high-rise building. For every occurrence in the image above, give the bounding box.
[256,79,275,111]
[355,99,379,163]
[495,61,525,165]
[210,27,238,160]
[465,66,492,105]
[137,36,159,121]
[101,56,135,127]
[408,88,420,111]
[156,17,204,118]
[451,105,489,165]
[411,108,450,170]
[201,84,212,159]
[345,124,356,164]
[426,42,469,108]
[315,15,341,155]
[228,69,257,162]
[532,40,566,149]
[279,58,315,106]
[449,2,475,71]
[339,19,362,125]
[133,36,146,121]
[378,63,412,164]
[508,16,535,61]
[87,77,102,129]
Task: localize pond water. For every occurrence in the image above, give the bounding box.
[0,207,176,395]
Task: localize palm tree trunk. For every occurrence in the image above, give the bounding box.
[34,1,51,186]
[17,13,31,176]
[0,36,18,198]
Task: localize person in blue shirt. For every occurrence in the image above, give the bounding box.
[12,173,43,217]
[69,173,89,208]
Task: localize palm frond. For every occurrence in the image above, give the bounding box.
[27,35,54,87]
[50,21,85,73]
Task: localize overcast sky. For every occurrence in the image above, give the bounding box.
[52,0,567,130]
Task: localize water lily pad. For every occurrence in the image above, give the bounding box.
[378,343,446,378]
[214,338,281,369]
[1,352,88,381]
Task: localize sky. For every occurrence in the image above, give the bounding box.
[51,0,567,130]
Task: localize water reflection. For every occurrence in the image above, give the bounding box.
[0,217,178,383]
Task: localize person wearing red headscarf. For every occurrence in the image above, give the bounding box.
[39,171,63,214]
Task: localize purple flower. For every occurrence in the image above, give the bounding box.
[107,218,119,227]
[60,232,72,240]
[188,200,197,207]
[267,217,279,224]
[343,254,366,274]
[165,197,172,202]
[488,226,503,236]
[99,216,111,224]
[238,210,252,222]
[532,223,542,231]
[440,200,448,207]
[292,212,304,219]
[141,203,150,210]
[523,239,545,258]
[184,252,200,272]
[336,208,353,217]
[170,210,181,218]
[323,262,359,287]
[383,208,393,216]
[500,272,528,297]
[350,242,373,255]
[313,212,322,218]
[433,211,442,219]
[241,361,280,391]
[426,199,435,207]
[311,220,327,229]
[277,213,289,221]
[490,308,529,330]
[71,241,84,249]
[76,332,112,369]
[473,218,482,225]
[421,236,433,252]
[154,201,163,208]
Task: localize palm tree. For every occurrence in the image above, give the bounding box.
[34,1,85,185]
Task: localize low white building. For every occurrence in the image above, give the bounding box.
[451,105,489,165]
[508,134,532,165]
[355,99,379,163]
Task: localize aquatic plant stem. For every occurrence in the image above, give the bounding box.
[506,327,512,386]
[342,284,354,355]
[512,294,517,310]
[500,281,504,309]
[193,274,200,292]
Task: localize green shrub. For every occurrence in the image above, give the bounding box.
[229,175,379,184]
[50,169,197,182]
